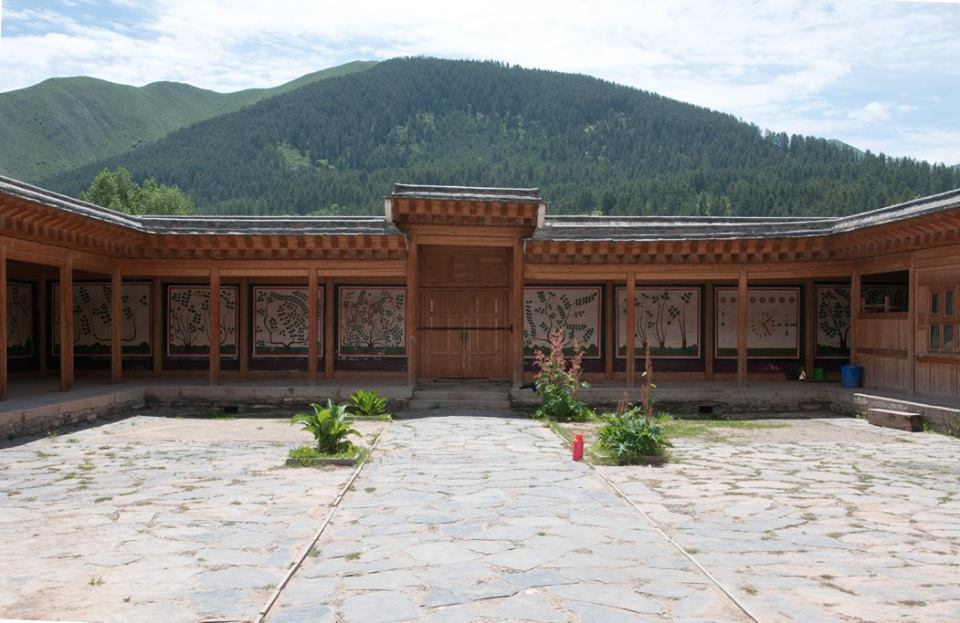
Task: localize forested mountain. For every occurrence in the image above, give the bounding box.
[0,61,374,180]
[42,58,960,217]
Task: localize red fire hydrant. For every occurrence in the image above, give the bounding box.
[571,433,584,461]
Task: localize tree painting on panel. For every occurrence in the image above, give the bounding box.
[253,287,322,356]
[167,287,237,356]
[338,287,405,357]
[617,288,699,358]
[816,286,851,357]
[52,283,151,356]
[7,283,33,358]
[523,288,600,358]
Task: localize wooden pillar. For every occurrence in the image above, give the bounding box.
[604,281,614,380]
[907,259,917,394]
[511,241,524,388]
[209,268,221,386]
[152,279,163,376]
[238,278,249,379]
[737,269,748,387]
[324,277,335,379]
[38,275,48,376]
[804,279,816,378]
[307,269,319,384]
[0,245,7,399]
[850,267,860,365]
[110,267,122,384]
[60,259,74,392]
[704,282,714,381]
[625,272,636,387]
[406,238,419,387]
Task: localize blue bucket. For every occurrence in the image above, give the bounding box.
[840,364,863,388]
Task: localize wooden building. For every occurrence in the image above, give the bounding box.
[0,176,958,402]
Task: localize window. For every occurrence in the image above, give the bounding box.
[928,286,959,355]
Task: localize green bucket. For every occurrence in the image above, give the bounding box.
[813,367,825,381]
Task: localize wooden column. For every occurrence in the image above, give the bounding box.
[209,268,221,386]
[737,269,748,387]
[625,273,636,387]
[0,245,7,399]
[604,281,614,380]
[704,283,714,381]
[804,279,816,378]
[307,269,319,384]
[907,260,917,394]
[850,267,860,365]
[38,276,48,376]
[511,241,524,388]
[324,277,335,379]
[406,239,419,387]
[60,259,74,392]
[152,279,163,376]
[110,267,122,384]
[238,278,249,379]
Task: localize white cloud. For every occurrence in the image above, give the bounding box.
[0,0,957,162]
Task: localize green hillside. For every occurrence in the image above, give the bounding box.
[44,58,960,217]
[0,61,375,181]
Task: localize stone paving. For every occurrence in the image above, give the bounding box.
[600,418,960,623]
[0,414,385,622]
[268,415,748,622]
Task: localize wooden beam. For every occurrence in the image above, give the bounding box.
[908,259,917,395]
[324,277,335,379]
[238,278,249,380]
[850,267,860,365]
[308,269,319,384]
[60,259,74,392]
[704,283,714,381]
[38,275,48,376]
[625,273,636,387]
[804,279,816,379]
[604,281,614,380]
[110,266,122,384]
[0,244,6,399]
[512,241,524,388]
[406,238,419,387]
[737,269,748,387]
[209,268,221,386]
[152,279,163,376]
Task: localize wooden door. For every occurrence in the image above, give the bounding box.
[418,246,511,380]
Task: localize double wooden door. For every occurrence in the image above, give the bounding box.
[417,245,512,380]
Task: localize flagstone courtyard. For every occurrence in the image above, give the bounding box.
[1,412,959,622]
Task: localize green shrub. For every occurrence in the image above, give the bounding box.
[532,328,594,422]
[291,400,360,454]
[347,390,390,418]
[598,408,671,464]
[286,445,358,465]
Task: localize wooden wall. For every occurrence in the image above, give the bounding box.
[856,314,911,392]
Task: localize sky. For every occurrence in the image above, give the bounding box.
[0,0,958,164]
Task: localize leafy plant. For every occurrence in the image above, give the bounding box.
[346,390,390,418]
[291,400,360,454]
[532,328,594,422]
[597,345,670,463]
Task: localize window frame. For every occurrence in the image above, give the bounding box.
[928,285,959,355]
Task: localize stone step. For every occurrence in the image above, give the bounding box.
[408,399,512,411]
[866,408,924,432]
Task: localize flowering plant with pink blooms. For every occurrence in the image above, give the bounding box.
[532,328,594,422]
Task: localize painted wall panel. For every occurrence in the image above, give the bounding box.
[166,286,237,357]
[716,287,800,358]
[616,287,700,358]
[7,282,33,358]
[252,286,322,357]
[338,287,405,357]
[816,285,851,358]
[523,287,601,358]
[53,283,151,356]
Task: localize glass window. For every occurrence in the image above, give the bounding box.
[930,324,941,352]
[947,289,956,316]
[931,291,940,315]
[945,325,955,352]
